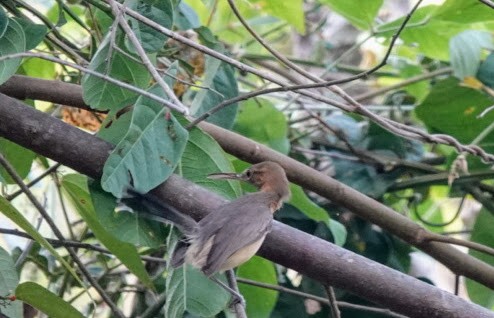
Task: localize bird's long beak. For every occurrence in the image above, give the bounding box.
[207,172,244,180]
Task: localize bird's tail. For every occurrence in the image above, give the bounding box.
[122,188,197,235]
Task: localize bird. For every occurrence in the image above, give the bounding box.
[124,161,290,303]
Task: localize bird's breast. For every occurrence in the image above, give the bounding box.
[217,235,267,272]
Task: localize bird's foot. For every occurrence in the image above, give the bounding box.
[228,293,246,308]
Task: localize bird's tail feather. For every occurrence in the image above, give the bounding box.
[122,188,197,235]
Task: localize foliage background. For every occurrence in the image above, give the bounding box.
[0,0,494,317]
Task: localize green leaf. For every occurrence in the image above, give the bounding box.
[416,77,494,145]
[289,184,329,226]
[16,282,84,318]
[175,1,201,30]
[90,179,167,247]
[190,53,239,129]
[81,33,150,111]
[181,117,242,200]
[14,18,47,50]
[434,0,494,24]
[0,246,22,318]
[101,83,188,198]
[466,209,494,308]
[262,0,305,33]
[478,53,494,88]
[0,18,25,85]
[0,138,35,184]
[61,174,154,287]
[319,0,382,30]
[234,99,289,154]
[186,268,230,316]
[165,233,229,318]
[376,6,464,61]
[0,6,8,37]
[328,219,347,247]
[20,57,56,79]
[127,0,173,53]
[0,197,86,291]
[450,30,493,80]
[238,256,278,318]
[287,185,347,246]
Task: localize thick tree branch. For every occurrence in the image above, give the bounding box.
[0,93,493,318]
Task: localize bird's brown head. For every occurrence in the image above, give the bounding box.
[208,161,291,205]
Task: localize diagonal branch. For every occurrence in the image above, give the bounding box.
[0,93,494,318]
[1,78,494,289]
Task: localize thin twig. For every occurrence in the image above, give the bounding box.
[110,1,494,162]
[6,163,62,201]
[424,232,494,258]
[0,227,167,264]
[0,52,187,114]
[109,0,188,114]
[324,285,341,318]
[236,278,406,318]
[226,270,248,318]
[479,0,494,9]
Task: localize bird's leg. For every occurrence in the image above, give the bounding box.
[210,275,246,307]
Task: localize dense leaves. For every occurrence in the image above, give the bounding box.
[1,0,494,317]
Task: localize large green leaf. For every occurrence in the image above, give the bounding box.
[175,1,201,30]
[181,117,242,200]
[0,7,8,37]
[61,174,154,287]
[165,234,229,318]
[0,138,35,184]
[234,99,289,154]
[0,18,25,85]
[376,6,464,61]
[478,53,494,88]
[90,179,167,247]
[415,77,494,145]
[127,0,173,53]
[0,246,21,318]
[190,53,239,129]
[450,30,493,80]
[434,0,494,24]
[101,83,188,198]
[237,256,278,318]
[16,282,84,318]
[319,0,382,30]
[14,18,47,50]
[185,268,230,316]
[81,33,150,110]
[466,209,494,308]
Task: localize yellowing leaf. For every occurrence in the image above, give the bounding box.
[461,76,484,90]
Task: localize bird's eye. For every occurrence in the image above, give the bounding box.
[245,170,252,178]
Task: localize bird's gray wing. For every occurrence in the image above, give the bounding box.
[198,193,274,276]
